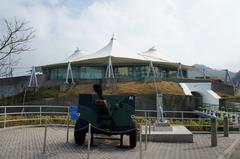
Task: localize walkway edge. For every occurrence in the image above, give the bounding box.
[217,136,240,159]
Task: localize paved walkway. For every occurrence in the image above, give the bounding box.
[0,126,239,159]
[229,142,240,159]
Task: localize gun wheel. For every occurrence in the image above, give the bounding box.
[74,125,86,145]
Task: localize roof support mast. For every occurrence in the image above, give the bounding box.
[176,62,184,78]
[65,62,75,84]
[28,66,38,88]
[224,69,235,95]
[105,34,115,79]
[105,56,114,78]
[147,60,158,78]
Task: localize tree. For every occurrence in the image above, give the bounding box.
[0,18,35,77]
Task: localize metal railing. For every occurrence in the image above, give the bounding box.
[135,109,240,129]
[0,105,69,128]
[0,105,239,129]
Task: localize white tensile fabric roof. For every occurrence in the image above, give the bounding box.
[64,48,89,62]
[41,36,193,70]
[63,36,170,63]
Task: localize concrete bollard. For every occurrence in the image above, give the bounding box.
[87,123,91,159]
[211,115,217,147]
[223,114,229,137]
[139,125,142,159]
[43,119,48,154]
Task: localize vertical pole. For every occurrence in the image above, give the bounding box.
[145,120,148,151]
[223,114,229,137]
[87,123,91,159]
[43,119,48,154]
[40,106,42,125]
[181,112,184,124]
[66,107,70,143]
[211,115,217,147]
[139,125,142,159]
[4,106,6,128]
[148,119,151,141]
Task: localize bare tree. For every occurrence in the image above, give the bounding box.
[0,18,35,77]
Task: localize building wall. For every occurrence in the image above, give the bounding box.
[42,64,187,81]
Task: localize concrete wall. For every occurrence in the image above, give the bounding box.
[211,81,234,96]
[0,75,47,99]
[0,76,28,99]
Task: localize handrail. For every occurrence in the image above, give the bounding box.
[0,105,239,129]
[0,105,68,108]
[0,105,69,128]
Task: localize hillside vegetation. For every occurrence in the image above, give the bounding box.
[59,81,185,96]
[0,81,184,105]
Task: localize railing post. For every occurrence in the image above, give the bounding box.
[145,120,148,151]
[40,106,42,125]
[4,106,6,128]
[181,112,184,124]
[139,125,142,159]
[43,119,48,154]
[223,114,229,137]
[66,106,70,143]
[87,123,91,159]
[211,115,217,147]
[148,119,151,140]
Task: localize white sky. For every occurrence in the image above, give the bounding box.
[1,0,240,75]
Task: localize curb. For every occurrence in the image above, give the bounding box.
[217,137,240,159]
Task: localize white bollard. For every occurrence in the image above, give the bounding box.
[87,123,91,159]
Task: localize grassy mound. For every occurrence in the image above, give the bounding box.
[59,81,184,96]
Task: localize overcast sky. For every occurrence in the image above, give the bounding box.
[1,0,240,75]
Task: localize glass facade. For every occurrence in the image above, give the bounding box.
[42,64,187,81]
